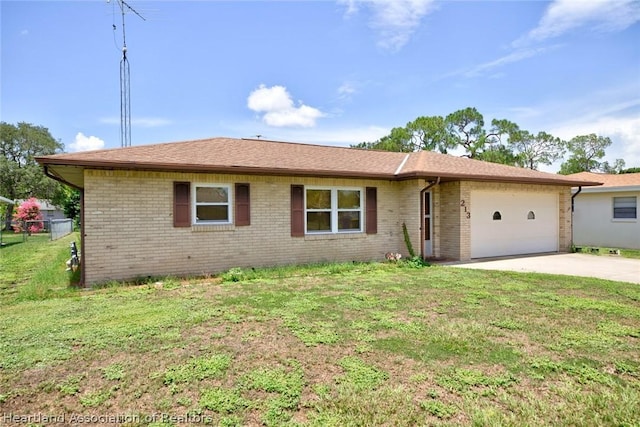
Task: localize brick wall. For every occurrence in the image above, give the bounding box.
[82,170,573,283]
[438,182,462,260]
[82,170,423,284]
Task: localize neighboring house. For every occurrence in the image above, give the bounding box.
[37,199,66,221]
[14,199,66,222]
[36,137,600,285]
[569,172,640,250]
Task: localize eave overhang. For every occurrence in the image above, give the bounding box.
[37,157,604,190]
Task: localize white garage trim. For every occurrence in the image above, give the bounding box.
[471,191,558,258]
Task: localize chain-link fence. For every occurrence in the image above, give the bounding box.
[4,219,75,243]
[50,219,74,240]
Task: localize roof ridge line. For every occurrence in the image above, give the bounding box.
[394,153,411,175]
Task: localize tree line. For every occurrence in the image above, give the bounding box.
[1,121,80,229]
[352,107,632,175]
[1,116,637,229]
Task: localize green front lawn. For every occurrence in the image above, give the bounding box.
[1,237,639,425]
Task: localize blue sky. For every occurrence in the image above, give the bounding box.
[2,0,639,172]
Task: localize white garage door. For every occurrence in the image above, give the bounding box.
[470,191,558,258]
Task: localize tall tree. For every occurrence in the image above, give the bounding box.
[444,107,486,159]
[352,126,414,152]
[406,116,451,153]
[620,167,640,174]
[508,130,565,170]
[0,121,64,227]
[477,118,522,166]
[601,159,626,174]
[444,109,520,165]
[60,186,82,227]
[558,134,623,175]
[477,143,521,166]
[353,116,451,153]
[354,108,526,167]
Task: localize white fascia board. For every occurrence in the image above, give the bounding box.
[573,185,640,194]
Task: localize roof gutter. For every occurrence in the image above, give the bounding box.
[420,177,441,260]
[571,185,582,213]
[570,185,582,250]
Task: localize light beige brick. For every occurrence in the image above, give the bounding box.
[82,170,573,284]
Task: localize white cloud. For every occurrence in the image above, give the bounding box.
[447,0,639,80]
[515,0,640,47]
[340,0,437,51]
[337,82,357,100]
[337,0,359,16]
[247,84,324,128]
[453,45,559,78]
[70,133,105,152]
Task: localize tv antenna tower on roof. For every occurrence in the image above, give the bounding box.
[110,0,145,147]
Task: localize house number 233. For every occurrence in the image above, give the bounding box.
[460,200,471,219]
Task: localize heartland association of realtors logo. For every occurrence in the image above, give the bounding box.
[2,412,214,424]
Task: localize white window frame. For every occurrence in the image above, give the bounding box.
[305,187,363,234]
[612,196,637,221]
[192,184,233,225]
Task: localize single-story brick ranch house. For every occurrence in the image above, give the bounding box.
[36,137,600,285]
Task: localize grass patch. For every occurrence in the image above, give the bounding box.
[102,363,126,381]
[0,232,81,301]
[337,356,389,391]
[1,260,639,425]
[528,357,617,385]
[436,367,517,395]
[420,399,458,419]
[57,373,84,396]
[79,387,114,407]
[199,387,249,414]
[574,246,640,259]
[163,354,231,385]
[242,361,305,425]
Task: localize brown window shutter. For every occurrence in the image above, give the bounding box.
[366,187,377,234]
[235,183,251,226]
[291,185,304,237]
[174,182,191,227]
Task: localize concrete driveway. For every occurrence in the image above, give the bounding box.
[448,253,640,284]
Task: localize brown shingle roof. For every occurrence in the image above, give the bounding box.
[400,150,597,185]
[37,137,602,188]
[568,171,640,188]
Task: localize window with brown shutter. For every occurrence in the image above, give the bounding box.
[366,187,377,234]
[291,185,304,237]
[235,183,251,226]
[174,182,191,227]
